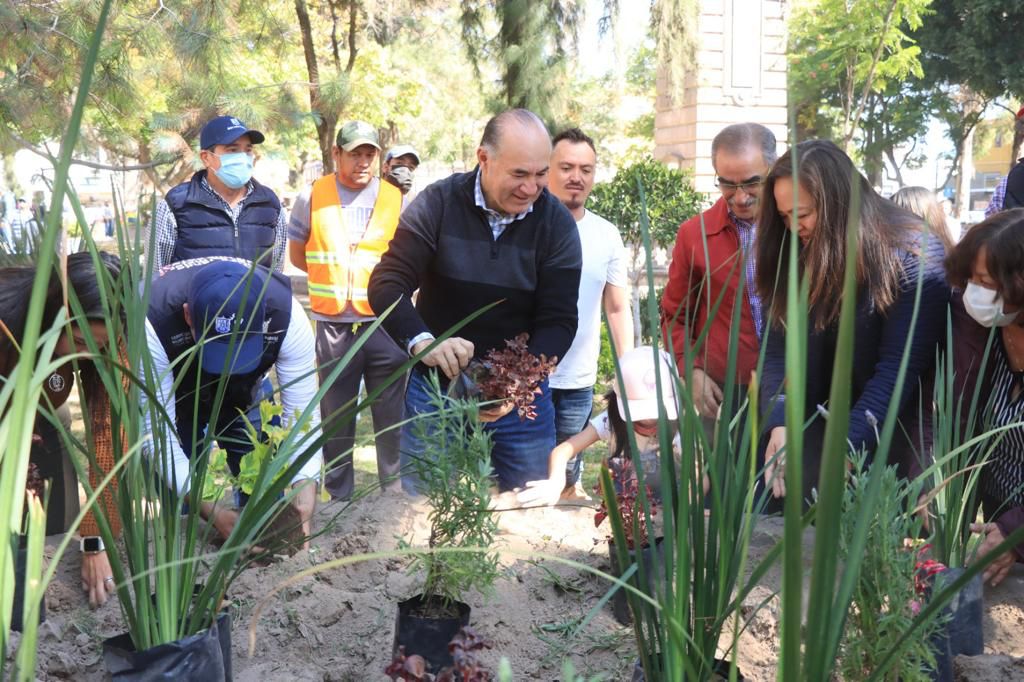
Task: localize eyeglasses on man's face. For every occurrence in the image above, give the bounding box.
[715,176,763,194]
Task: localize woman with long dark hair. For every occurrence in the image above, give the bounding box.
[755,140,951,505]
[0,251,125,606]
[945,208,1024,586]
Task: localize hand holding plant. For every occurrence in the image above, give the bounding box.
[455,334,557,421]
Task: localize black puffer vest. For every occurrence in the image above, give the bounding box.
[165,171,280,267]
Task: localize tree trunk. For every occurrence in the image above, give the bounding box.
[295,0,335,173]
[500,0,528,108]
[955,126,975,219]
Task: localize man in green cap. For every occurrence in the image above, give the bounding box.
[288,121,407,500]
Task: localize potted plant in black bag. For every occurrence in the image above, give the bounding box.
[594,461,661,626]
[78,254,387,681]
[395,373,500,673]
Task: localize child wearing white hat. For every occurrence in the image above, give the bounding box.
[517,346,682,506]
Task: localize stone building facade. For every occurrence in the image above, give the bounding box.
[654,0,788,195]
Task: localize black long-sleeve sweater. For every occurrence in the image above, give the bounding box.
[368,169,582,362]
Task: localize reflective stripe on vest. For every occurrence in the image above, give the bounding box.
[305,176,402,316]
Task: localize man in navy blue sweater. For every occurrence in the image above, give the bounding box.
[368,109,582,492]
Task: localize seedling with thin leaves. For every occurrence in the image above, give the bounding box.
[403,374,500,611]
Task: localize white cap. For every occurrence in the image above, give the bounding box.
[614,347,678,422]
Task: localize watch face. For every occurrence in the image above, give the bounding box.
[82,537,103,553]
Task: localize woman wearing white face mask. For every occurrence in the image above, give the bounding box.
[947,208,1024,586]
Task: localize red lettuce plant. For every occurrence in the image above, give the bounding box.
[385,627,493,681]
[594,461,658,550]
[461,334,557,420]
[25,462,44,500]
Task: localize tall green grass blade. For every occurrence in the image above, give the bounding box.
[803,171,861,681]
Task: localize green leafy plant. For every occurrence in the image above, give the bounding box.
[196,401,311,499]
[600,180,764,681]
[588,158,703,346]
[836,460,945,681]
[924,320,998,568]
[403,374,500,610]
[0,3,115,678]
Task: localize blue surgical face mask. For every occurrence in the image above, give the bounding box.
[213,152,254,189]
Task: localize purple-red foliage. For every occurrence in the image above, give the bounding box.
[25,462,44,500]
[594,461,658,550]
[385,627,493,681]
[385,648,430,681]
[470,334,557,420]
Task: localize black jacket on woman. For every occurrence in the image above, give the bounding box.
[760,232,951,505]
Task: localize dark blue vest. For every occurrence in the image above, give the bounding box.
[165,171,280,267]
[147,257,292,418]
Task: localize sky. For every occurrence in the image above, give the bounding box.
[579,0,651,79]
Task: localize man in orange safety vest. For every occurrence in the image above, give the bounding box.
[288,120,406,500]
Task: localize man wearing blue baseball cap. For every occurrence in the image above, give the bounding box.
[150,115,288,272]
[142,256,322,544]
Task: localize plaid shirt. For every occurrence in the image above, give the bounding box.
[730,210,764,338]
[150,176,287,271]
[473,169,533,239]
[986,175,1007,218]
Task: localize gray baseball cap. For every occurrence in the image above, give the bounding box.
[336,121,380,152]
[385,145,421,165]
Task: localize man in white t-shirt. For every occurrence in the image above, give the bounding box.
[547,128,633,497]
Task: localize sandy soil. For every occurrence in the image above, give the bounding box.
[9,461,1024,682]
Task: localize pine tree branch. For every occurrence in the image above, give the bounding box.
[5,128,180,171]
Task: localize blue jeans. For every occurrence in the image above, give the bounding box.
[176,378,280,506]
[400,368,555,493]
[551,386,594,486]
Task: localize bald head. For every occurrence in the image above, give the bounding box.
[476,109,552,215]
[479,109,551,156]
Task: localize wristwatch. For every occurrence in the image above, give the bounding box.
[80,536,105,554]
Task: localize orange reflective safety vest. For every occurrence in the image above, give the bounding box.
[305,176,402,317]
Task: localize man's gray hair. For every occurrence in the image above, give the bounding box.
[711,123,777,168]
[479,109,550,153]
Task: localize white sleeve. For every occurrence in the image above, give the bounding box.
[275,297,323,482]
[606,223,628,288]
[142,319,193,495]
[589,410,612,441]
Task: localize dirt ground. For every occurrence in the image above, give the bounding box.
[8,442,1024,681]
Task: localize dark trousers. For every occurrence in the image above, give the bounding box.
[316,321,408,500]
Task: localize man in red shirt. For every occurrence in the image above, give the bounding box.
[661,123,776,416]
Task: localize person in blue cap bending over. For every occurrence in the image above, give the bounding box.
[142,257,321,544]
[151,116,288,272]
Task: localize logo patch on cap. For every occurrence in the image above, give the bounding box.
[214,313,236,334]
